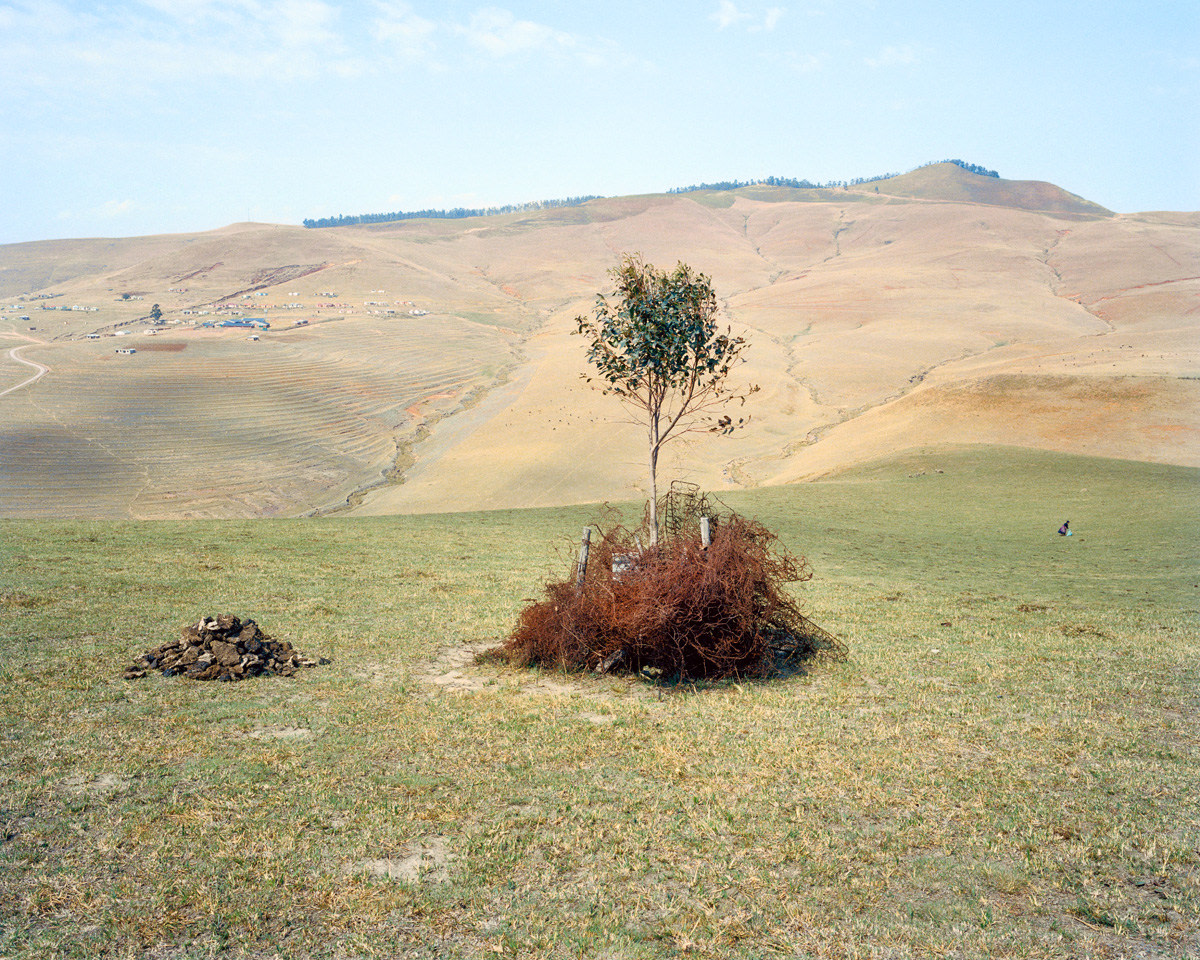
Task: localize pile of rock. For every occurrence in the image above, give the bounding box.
[123,615,328,682]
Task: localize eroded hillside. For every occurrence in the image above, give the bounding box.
[1,165,1196,518]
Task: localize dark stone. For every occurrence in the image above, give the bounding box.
[210,640,241,666]
[122,614,325,682]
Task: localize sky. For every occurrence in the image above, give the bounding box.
[1,0,1197,244]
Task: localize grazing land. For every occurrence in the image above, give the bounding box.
[2,448,1197,958]
[1,164,1196,519]
[0,317,512,518]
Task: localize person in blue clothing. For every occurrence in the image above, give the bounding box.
[1058,520,1072,536]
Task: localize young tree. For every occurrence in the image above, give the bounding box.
[575,253,755,545]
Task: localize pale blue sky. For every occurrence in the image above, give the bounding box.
[1,0,1196,244]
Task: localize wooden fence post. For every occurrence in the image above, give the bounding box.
[576,527,591,591]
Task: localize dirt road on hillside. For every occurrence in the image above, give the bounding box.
[0,334,51,398]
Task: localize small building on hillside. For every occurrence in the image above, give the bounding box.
[216,318,270,330]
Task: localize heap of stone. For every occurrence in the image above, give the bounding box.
[123,615,327,681]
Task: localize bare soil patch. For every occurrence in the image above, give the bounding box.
[245,725,315,741]
[135,341,188,352]
[62,773,131,795]
[346,836,454,885]
[414,640,648,700]
[412,640,499,692]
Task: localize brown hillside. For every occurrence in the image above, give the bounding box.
[852,162,1115,217]
[0,182,1195,519]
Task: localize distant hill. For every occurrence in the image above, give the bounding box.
[300,160,1090,231]
[854,162,1114,217]
[0,173,1195,519]
[667,159,998,194]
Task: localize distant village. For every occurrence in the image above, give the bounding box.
[4,287,431,345]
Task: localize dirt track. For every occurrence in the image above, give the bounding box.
[0,335,50,398]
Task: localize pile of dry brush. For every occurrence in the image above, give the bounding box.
[497,486,844,681]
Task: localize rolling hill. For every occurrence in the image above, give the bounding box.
[0,163,1196,519]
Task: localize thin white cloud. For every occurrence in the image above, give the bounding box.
[784,51,825,74]
[57,198,138,225]
[373,5,623,68]
[713,2,786,33]
[864,44,919,68]
[458,7,579,59]
[0,0,361,92]
[373,0,437,59]
[712,0,751,30]
[275,0,341,49]
[136,0,342,46]
[1,1,617,103]
[138,0,252,26]
[97,199,137,219]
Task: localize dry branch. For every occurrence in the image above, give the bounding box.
[497,486,844,681]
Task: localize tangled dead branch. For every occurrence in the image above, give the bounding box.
[497,485,845,681]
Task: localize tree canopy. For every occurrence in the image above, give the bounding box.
[576,254,754,544]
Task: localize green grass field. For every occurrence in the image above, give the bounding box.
[1,447,1197,959]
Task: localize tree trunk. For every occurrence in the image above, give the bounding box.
[648,431,660,547]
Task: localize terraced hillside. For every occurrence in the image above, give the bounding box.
[0,317,514,517]
[1,164,1197,518]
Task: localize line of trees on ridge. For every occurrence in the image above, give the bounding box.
[301,160,1001,229]
[302,196,602,229]
[667,160,1000,195]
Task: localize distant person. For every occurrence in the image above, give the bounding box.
[1058,520,1072,536]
